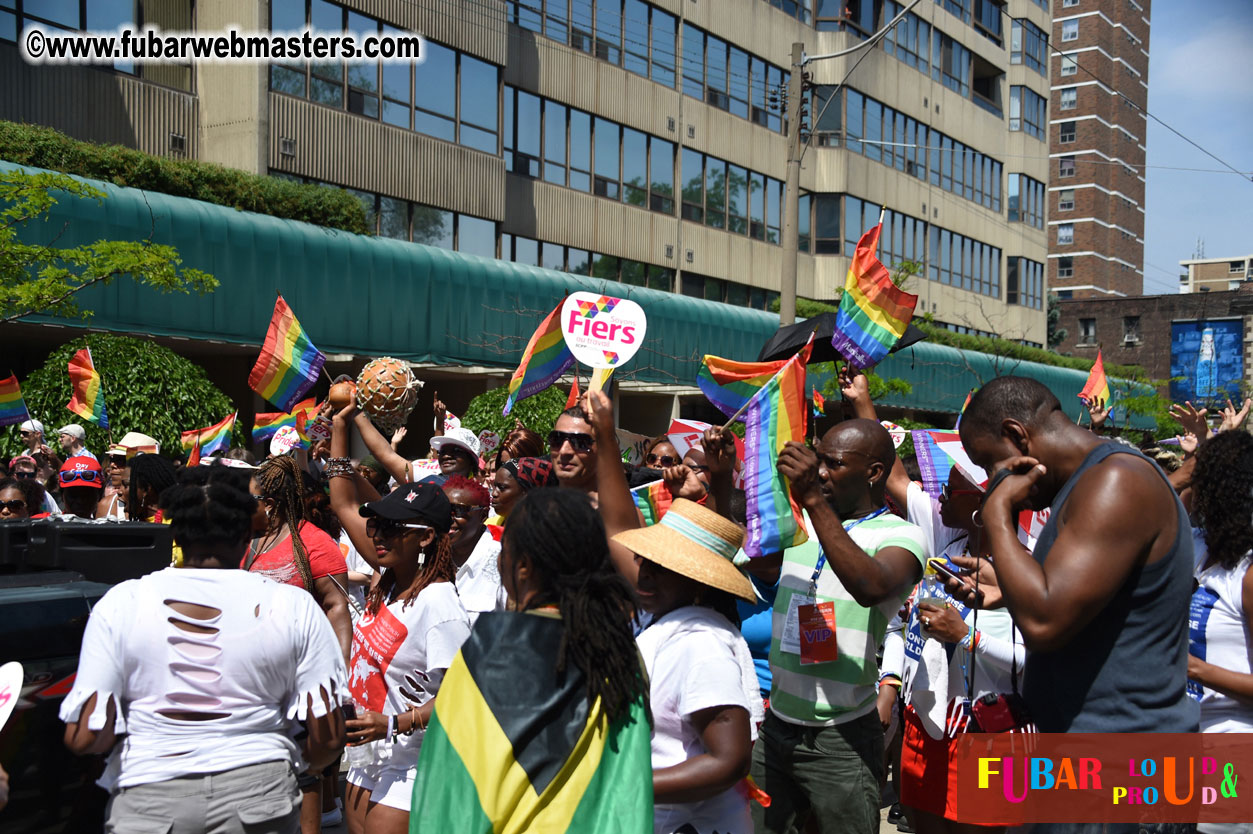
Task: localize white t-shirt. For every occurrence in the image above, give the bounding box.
[339,531,373,619]
[1190,531,1253,733]
[348,581,470,767]
[455,530,507,624]
[59,568,348,791]
[637,606,760,834]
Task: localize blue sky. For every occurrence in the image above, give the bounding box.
[1142,0,1253,294]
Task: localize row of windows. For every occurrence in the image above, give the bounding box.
[1010,19,1048,76]
[1007,174,1045,230]
[681,22,789,133]
[934,0,1004,46]
[269,0,499,154]
[680,149,785,243]
[760,0,811,24]
[929,225,1002,298]
[1009,86,1048,141]
[1007,257,1044,310]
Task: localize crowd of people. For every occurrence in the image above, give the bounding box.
[1,375,1250,834]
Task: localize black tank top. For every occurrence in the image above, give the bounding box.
[1025,442,1199,732]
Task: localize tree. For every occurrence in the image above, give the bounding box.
[459,384,570,447]
[1,169,217,324]
[1,333,242,460]
[1047,292,1068,350]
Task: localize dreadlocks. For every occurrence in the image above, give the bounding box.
[254,455,314,591]
[503,489,647,724]
[1192,430,1253,571]
[365,532,458,615]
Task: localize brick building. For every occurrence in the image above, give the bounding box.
[1049,0,1150,299]
[1178,255,1253,294]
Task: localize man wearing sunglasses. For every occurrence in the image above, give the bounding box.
[548,406,598,502]
[54,457,103,521]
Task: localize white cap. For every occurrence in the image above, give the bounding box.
[429,426,481,458]
[56,424,86,441]
[19,419,43,434]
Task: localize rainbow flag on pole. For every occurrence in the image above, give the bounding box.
[248,295,326,412]
[252,398,316,443]
[697,354,794,421]
[812,387,826,418]
[66,347,108,428]
[0,374,28,428]
[181,412,237,457]
[1078,349,1111,408]
[631,479,674,526]
[742,336,813,558]
[831,219,918,369]
[503,300,575,416]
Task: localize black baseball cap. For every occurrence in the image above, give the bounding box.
[359,482,452,534]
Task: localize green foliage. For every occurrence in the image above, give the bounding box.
[459,385,571,444]
[1,333,242,460]
[888,416,939,460]
[0,120,370,235]
[1046,292,1068,350]
[1,169,217,323]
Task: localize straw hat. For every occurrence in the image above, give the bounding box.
[612,498,754,603]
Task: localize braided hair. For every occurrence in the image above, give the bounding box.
[365,533,458,615]
[128,454,178,520]
[254,455,314,591]
[503,489,648,724]
[1192,430,1253,570]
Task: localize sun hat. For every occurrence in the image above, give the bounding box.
[105,443,128,459]
[119,431,160,455]
[612,498,755,603]
[429,426,481,459]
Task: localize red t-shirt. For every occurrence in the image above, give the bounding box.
[243,521,348,589]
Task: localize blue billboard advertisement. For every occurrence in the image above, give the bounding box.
[1169,319,1245,405]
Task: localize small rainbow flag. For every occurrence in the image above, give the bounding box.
[954,388,975,429]
[503,299,575,416]
[0,373,28,428]
[743,336,813,558]
[248,295,326,412]
[1078,349,1111,408]
[66,347,108,428]
[831,220,918,369]
[631,479,673,526]
[697,354,793,421]
[812,387,826,418]
[181,412,237,457]
[252,398,316,443]
[565,373,581,410]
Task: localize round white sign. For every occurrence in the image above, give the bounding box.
[560,292,647,370]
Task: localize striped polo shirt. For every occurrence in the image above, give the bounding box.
[769,512,927,727]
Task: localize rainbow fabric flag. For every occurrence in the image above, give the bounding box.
[631,479,673,526]
[66,347,108,428]
[911,429,988,499]
[503,300,575,416]
[812,387,826,418]
[252,398,316,443]
[954,389,975,429]
[0,374,28,428]
[742,337,813,558]
[1079,350,1111,407]
[830,222,918,369]
[697,354,793,421]
[248,295,326,412]
[181,412,237,457]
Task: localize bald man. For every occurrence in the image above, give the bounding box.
[751,419,927,834]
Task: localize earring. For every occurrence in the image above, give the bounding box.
[971,510,983,529]
[418,549,427,567]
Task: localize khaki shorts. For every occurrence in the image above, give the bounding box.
[105,760,299,834]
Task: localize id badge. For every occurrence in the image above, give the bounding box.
[798,601,838,665]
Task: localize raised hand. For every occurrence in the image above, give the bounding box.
[662,464,706,500]
[1085,397,1109,431]
[838,364,871,406]
[1169,401,1210,440]
[777,441,822,506]
[1177,432,1198,456]
[1219,397,1252,433]
[701,427,738,478]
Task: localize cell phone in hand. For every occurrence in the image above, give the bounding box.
[929,559,966,585]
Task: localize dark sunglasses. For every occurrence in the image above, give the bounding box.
[548,431,594,453]
[59,469,101,485]
[365,518,431,540]
[14,470,37,479]
[646,454,677,467]
[449,502,485,519]
[940,483,982,501]
[0,499,26,512]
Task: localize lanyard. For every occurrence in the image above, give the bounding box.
[808,506,890,596]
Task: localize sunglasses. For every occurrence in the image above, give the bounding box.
[548,431,594,454]
[645,454,677,467]
[14,470,37,479]
[0,499,26,513]
[365,518,432,540]
[449,502,485,519]
[59,469,101,485]
[940,483,982,501]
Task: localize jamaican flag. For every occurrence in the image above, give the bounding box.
[411,610,653,833]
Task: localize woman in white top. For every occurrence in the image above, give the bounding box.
[60,481,349,834]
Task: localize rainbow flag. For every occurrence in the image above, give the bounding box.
[66,347,108,428]
[181,412,236,457]
[742,337,813,558]
[248,295,326,412]
[954,388,975,429]
[812,387,826,418]
[631,479,673,526]
[911,429,988,499]
[831,222,918,369]
[1079,349,1111,408]
[252,398,316,443]
[503,299,575,416]
[698,354,793,421]
[0,374,28,428]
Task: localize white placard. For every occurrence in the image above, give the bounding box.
[0,661,22,731]
[560,292,647,369]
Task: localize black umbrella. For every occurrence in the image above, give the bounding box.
[757,312,927,363]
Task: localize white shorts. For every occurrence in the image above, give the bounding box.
[346,762,417,812]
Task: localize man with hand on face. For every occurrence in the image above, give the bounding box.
[752,419,927,834]
[549,405,598,505]
[955,376,1197,740]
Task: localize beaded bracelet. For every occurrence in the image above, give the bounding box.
[960,625,979,652]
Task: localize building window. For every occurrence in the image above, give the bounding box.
[1062,19,1079,41]
[1230,261,1245,274]
[1058,188,1075,211]
[677,147,784,243]
[681,22,788,134]
[1060,54,1078,76]
[1060,87,1077,110]
[1007,174,1045,229]
[1060,120,1076,143]
[1059,155,1076,177]
[1123,316,1140,344]
[1063,0,1079,5]
[1078,318,1096,345]
[1007,257,1044,309]
[1058,257,1074,278]
[1009,86,1047,141]
[1010,20,1048,75]
[1057,223,1074,245]
[926,221,1002,299]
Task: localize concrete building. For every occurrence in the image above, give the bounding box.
[1178,255,1253,295]
[2,0,1052,346]
[1048,0,1150,299]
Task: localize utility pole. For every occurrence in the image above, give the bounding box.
[779,41,805,327]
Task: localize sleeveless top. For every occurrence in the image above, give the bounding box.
[1026,442,1198,732]
[1189,530,1253,733]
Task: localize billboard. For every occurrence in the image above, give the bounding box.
[1169,319,1245,406]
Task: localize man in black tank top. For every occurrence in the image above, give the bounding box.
[956,376,1198,740]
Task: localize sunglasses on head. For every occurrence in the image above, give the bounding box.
[365,518,432,540]
[59,469,101,485]
[940,483,982,501]
[0,499,26,513]
[548,431,594,453]
[449,502,485,519]
[645,453,677,467]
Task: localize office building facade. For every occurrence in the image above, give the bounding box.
[1178,255,1253,294]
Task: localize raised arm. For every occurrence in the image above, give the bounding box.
[352,411,412,485]
[329,404,381,569]
[587,390,641,587]
[701,427,737,521]
[841,367,910,509]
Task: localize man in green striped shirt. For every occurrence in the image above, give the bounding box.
[751,418,927,834]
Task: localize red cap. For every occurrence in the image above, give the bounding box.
[59,456,103,489]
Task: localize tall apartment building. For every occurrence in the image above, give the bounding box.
[1048,0,1150,299]
[2,0,1051,345]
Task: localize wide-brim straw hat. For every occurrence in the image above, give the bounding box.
[612,498,755,603]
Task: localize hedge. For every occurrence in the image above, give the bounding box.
[0,120,370,235]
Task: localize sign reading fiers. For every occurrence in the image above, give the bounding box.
[560,292,647,369]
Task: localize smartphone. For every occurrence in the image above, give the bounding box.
[929,559,966,585]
